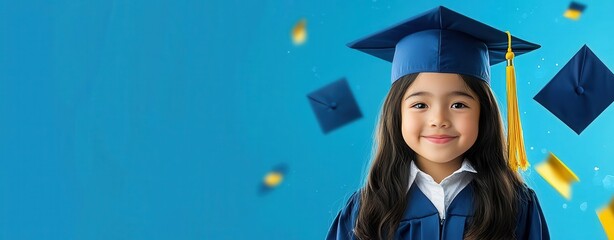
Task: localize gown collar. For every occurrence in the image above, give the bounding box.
[402,181,475,220]
[407,158,477,192]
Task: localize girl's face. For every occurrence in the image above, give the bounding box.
[401,73,480,165]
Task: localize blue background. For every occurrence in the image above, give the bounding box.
[1,0,613,239]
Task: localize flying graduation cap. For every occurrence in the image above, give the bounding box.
[535,152,579,200]
[534,45,614,135]
[307,78,362,134]
[346,6,540,171]
[563,1,587,20]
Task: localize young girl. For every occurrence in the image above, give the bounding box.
[327,6,549,240]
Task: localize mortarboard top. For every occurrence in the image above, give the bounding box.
[307,78,362,134]
[346,6,540,83]
[534,45,614,135]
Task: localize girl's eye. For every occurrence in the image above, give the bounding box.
[451,103,468,109]
[411,103,427,109]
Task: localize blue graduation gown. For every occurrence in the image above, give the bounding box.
[326,183,549,239]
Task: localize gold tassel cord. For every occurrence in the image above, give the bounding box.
[505,31,529,171]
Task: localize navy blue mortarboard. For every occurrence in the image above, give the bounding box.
[307,78,362,134]
[534,45,614,134]
[346,6,540,83]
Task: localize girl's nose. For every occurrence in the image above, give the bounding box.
[429,108,450,128]
[430,120,449,128]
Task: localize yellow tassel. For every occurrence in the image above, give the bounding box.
[505,31,529,171]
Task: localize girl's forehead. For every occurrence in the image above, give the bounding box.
[406,73,472,93]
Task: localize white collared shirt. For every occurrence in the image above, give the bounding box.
[407,159,477,221]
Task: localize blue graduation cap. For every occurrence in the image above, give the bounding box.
[307,78,362,134]
[534,45,614,134]
[347,6,540,83]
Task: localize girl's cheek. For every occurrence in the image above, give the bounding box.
[401,114,419,135]
[407,120,423,137]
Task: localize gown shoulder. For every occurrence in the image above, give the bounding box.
[326,190,361,240]
[514,184,551,240]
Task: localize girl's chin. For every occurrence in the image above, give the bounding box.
[416,156,463,164]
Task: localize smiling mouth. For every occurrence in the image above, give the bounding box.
[423,136,457,144]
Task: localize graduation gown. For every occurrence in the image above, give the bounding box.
[326,183,549,240]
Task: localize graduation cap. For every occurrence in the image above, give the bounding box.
[563,1,587,20]
[597,197,614,239]
[307,78,362,134]
[534,45,614,135]
[259,163,288,195]
[346,6,540,171]
[535,152,579,200]
[347,6,540,83]
[291,18,307,45]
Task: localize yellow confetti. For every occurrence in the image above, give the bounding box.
[563,9,582,20]
[563,1,586,20]
[264,172,283,187]
[258,164,288,195]
[535,152,579,200]
[291,18,307,45]
[597,197,614,239]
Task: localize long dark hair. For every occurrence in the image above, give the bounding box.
[354,73,524,240]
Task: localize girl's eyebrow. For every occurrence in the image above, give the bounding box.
[405,91,476,100]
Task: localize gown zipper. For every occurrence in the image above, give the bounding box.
[439,216,446,239]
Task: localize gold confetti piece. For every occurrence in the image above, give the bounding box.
[259,164,288,195]
[264,171,283,187]
[291,18,307,45]
[597,197,614,239]
[535,152,579,200]
[563,10,581,20]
